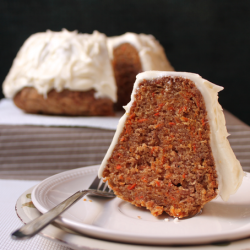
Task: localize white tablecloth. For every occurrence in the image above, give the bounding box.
[0,179,71,250]
[0,99,121,130]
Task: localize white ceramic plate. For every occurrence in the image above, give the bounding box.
[17,186,250,250]
[32,165,250,245]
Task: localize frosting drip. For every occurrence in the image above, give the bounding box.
[107,33,174,72]
[3,29,117,101]
[99,71,244,202]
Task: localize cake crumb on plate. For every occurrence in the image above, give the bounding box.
[174,218,179,223]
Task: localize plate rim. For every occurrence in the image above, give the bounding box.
[31,165,250,245]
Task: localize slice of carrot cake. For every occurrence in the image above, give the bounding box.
[98,71,243,218]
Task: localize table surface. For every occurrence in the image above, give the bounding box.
[0,109,249,180]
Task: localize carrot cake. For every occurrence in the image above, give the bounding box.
[98,71,244,218]
[107,33,174,110]
[2,30,116,116]
[3,31,174,116]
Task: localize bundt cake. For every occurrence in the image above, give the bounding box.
[3,30,174,116]
[98,71,243,218]
[3,30,116,116]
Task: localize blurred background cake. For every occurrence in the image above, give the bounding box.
[2,29,117,116]
[2,30,173,115]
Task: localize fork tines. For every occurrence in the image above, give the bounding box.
[98,179,111,192]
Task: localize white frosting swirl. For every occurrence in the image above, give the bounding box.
[107,32,174,71]
[3,29,117,101]
[98,71,244,202]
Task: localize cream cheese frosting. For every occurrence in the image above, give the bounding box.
[98,71,244,202]
[3,29,117,101]
[107,33,174,72]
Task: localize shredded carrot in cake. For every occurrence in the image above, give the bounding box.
[128,183,136,190]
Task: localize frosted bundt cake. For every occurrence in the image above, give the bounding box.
[107,33,174,110]
[99,71,243,218]
[3,30,174,116]
[3,30,116,116]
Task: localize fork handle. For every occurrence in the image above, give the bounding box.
[12,190,89,240]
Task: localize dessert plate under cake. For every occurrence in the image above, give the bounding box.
[32,165,250,245]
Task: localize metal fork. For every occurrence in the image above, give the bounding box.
[11,176,115,240]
